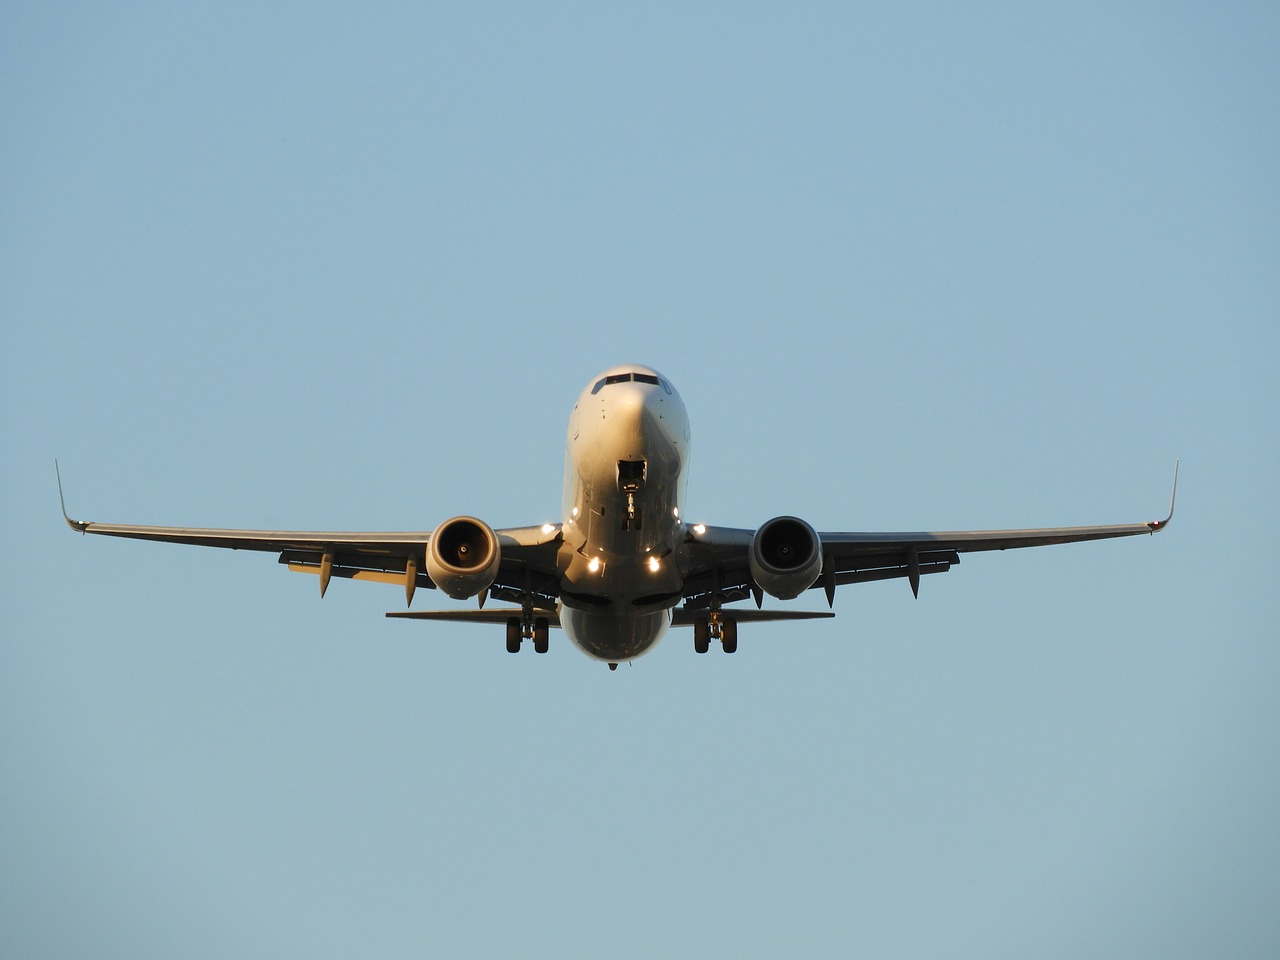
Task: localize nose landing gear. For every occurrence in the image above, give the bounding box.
[618,460,646,532]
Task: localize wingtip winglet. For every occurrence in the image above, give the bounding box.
[1148,459,1178,532]
[55,460,90,533]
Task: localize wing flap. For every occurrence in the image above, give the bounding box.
[287,562,418,587]
[65,520,432,554]
[823,522,1166,557]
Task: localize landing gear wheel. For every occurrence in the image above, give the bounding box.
[693,618,710,654]
[533,617,549,654]
[505,617,522,654]
[721,617,738,654]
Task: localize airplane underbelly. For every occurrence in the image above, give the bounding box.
[560,606,670,662]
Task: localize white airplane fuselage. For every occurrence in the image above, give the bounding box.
[556,365,690,662]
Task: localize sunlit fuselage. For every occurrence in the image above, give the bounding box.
[556,366,690,662]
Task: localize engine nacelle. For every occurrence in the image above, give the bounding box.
[426,516,501,600]
[749,516,823,600]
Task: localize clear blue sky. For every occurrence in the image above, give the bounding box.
[3,3,1277,958]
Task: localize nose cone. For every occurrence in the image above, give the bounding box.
[614,382,656,438]
[574,366,687,451]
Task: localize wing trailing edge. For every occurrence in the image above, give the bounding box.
[387,609,558,626]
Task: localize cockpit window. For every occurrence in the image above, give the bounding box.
[590,371,668,394]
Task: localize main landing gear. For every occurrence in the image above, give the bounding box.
[506,615,550,654]
[693,614,737,654]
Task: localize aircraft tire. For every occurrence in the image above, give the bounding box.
[533,617,549,654]
[721,618,738,654]
[693,618,710,654]
[506,617,522,653]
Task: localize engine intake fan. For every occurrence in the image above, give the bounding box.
[426,516,501,600]
[749,515,823,600]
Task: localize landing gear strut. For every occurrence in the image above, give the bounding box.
[691,568,738,655]
[503,566,551,655]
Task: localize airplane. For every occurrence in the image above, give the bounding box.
[59,364,1176,670]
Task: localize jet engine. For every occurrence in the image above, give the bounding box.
[749,516,823,600]
[426,516,501,600]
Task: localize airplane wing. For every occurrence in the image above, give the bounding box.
[682,465,1177,610]
[58,466,562,607]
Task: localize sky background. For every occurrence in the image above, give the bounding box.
[2,3,1277,957]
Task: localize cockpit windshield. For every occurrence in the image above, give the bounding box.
[591,372,672,395]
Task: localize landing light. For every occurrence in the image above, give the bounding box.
[588,557,602,573]
[541,523,556,534]
[648,556,661,573]
[693,524,706,536]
